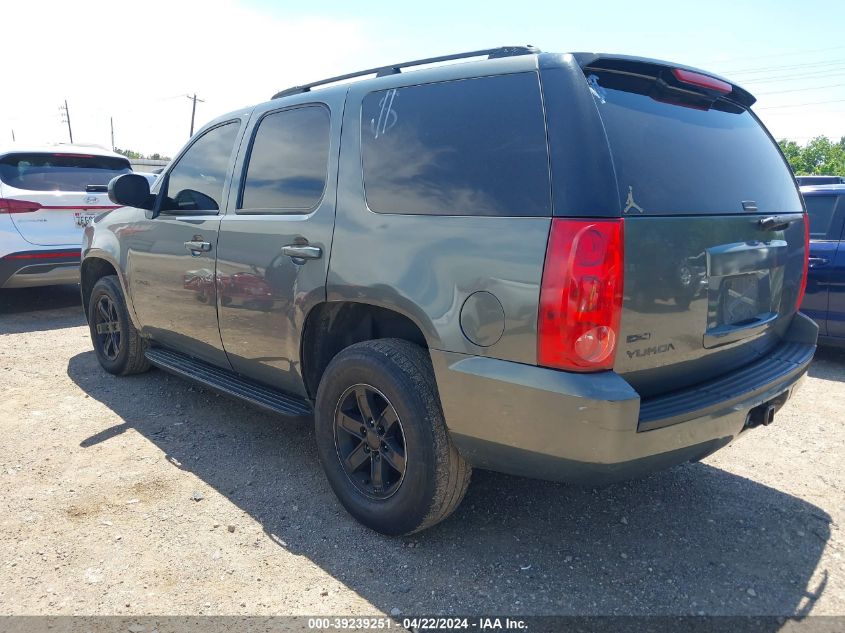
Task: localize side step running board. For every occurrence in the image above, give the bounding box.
[144,347,313,419]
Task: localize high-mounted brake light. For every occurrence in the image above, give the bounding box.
[671,68,731,94]
[0,198,42,214]
[538,219,624,372]
[796,213,810,310]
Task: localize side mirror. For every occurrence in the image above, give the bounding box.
[108,174,155,211]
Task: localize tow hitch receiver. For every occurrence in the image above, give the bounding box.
[746,402,777,429]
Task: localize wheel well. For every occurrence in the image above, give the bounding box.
[80,258,118,321]
[301,302,428,399]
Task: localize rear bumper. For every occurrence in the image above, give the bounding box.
[432,313,818,484]
[0,249,81,289]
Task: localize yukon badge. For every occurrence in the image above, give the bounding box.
[627,343,676,359]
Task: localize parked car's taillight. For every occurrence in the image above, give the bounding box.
[796,213,810,310]
[538,219,624,372]
[0,198,42,214]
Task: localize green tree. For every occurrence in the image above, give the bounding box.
[778,136,845,175]
[779,139,803,172]
[114,148,171,161]
[114,147,141,159]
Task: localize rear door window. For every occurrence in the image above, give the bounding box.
[239,105,330,212]
[361,73,551,216]
[0,153,131,191]
[589,70,802,215]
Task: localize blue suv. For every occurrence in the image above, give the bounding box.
[801,184,845,346]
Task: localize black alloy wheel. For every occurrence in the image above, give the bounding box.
[334,383,407,499]
[94,294,122,361]
[87,275,150,376]
[314,339,471,534]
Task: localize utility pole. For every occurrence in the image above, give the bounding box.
[110,116,115,150]
[187,93,205,138]
[10,129,14,142]
[60,100,73,144]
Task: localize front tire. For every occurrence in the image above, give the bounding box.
[314,339,471,535]
[88,275,150,376]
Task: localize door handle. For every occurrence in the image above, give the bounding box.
[808,257,829,268]
[281,244,322,260]
[184,240,212,256]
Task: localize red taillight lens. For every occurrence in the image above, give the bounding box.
[538,218,624,372]
[796,213,810,310]
[0,198,42,214]
[671,68,732,94]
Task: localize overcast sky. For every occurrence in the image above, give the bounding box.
[3,0,843,157]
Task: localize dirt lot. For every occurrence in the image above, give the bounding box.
[1,284,844,617]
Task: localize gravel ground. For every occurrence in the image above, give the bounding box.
[0,284,843,617]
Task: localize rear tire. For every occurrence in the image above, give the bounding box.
[314,339,471,535]
[88,275,150,376]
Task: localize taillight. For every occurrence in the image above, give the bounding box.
[538,219,624,372]
[796,213,810,310]
[0,198,42,214]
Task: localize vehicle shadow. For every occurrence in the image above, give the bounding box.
[808,346,845,382]
[68,350,831,617]
[0,284,85,334]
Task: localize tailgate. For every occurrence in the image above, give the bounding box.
[618,214,805,397]
[6,191,119,246]
[581,57,806,398]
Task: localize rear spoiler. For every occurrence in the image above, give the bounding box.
[570,53,756,108]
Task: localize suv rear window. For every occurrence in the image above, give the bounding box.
[361,73,551,216]
[0,153,131,192]
[589,71,802,215]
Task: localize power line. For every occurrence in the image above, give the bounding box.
[700,45,845,66]
[756,98,845,110]
[757,82,845,96]
[743,67,845,84]
[727,58,845,76]
[763,108,845,115]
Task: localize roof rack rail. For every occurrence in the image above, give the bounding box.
[271,45,541,99]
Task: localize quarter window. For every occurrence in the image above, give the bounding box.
[240,106,331,211]
[361,73,551,216]
[161,121,240,213]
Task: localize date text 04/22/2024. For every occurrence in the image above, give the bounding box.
[306,617,528,630]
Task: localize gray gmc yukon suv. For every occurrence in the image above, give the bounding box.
[81,47,817,535]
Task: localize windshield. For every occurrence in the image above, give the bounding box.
[0,152,132,192]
